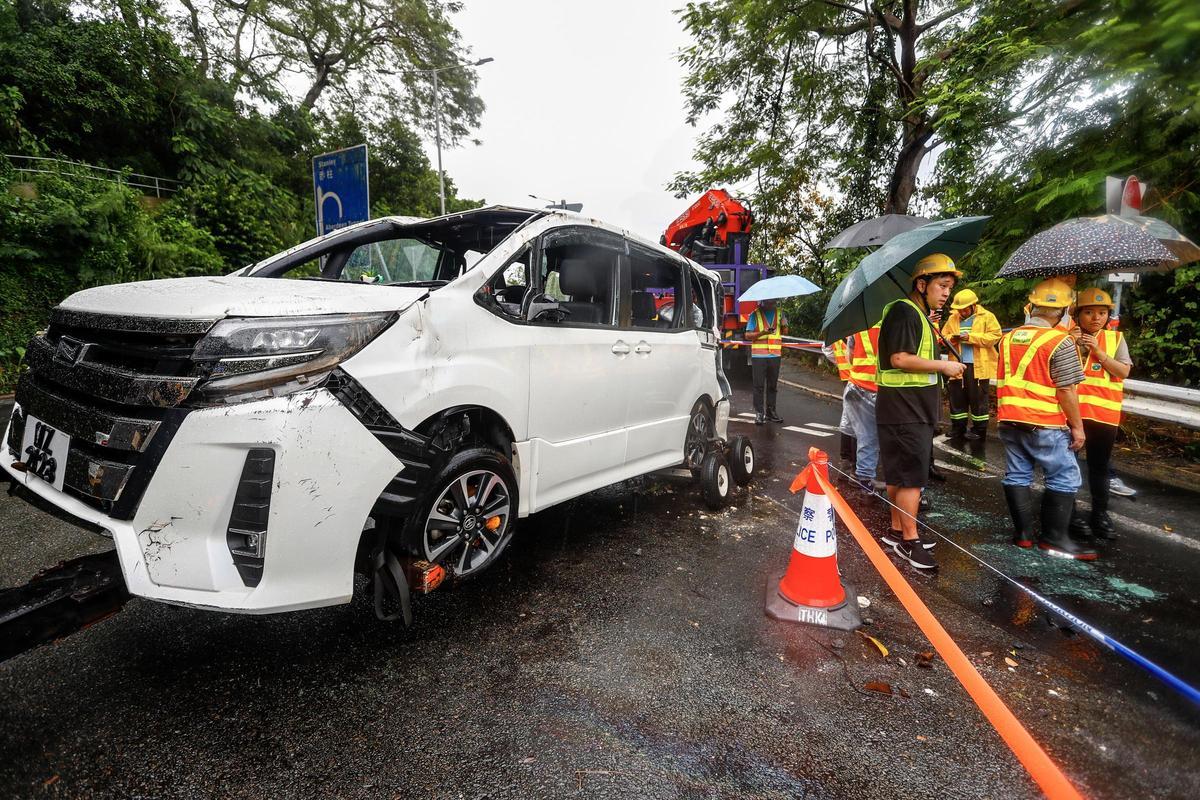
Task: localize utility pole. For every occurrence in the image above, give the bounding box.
[425,57,493,216]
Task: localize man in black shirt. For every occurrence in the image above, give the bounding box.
[876,254,966,570]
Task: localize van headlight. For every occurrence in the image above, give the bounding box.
[192,313,394,403]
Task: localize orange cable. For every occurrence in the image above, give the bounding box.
[792,449,1084,800]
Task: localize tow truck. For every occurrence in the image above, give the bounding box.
[661,189,771,372]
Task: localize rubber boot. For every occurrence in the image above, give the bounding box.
[970,420,988,440]
[949,418,967,440]
[1069,504,1093,541]
[1003,485,1036,548]
[1038,490,1097,560]
[1090,479,1117,540]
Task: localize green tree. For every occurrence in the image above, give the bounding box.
[672,0,1090,275]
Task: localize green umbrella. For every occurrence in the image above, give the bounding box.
[820,216,990,344]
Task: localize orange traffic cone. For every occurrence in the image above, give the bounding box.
[765,448,862,631]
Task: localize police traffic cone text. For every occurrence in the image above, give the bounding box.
[764,448,862,631]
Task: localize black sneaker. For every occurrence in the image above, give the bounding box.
[893,539,937,570]
[882,528,936,550]
[767,412,784,423]
[917,530,938,550]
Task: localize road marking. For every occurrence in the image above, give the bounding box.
[737,412,757,418]
[805,422,841,431]
[784,425,834,437]
[934,459,996,479]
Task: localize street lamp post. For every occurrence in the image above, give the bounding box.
[428,57,493,216]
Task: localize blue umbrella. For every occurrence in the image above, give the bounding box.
[820,216,990,344]
[737,274,821,303]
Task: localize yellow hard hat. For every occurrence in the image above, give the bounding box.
[911,253,962,281]
[1075,287,1114,309]
[1027,278,1074,309]
[950,289,979,310]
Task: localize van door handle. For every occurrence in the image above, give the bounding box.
[611,341,631,355]
[634,341,652,354]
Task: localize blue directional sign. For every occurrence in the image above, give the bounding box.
[312,144,370,235]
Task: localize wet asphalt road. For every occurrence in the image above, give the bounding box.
[1,375,1199,799]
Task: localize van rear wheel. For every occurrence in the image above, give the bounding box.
[409,447,517,580]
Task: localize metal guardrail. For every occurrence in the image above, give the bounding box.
[1123,380,1200,430]
[782,337,1200,430]
[7,154,181,197]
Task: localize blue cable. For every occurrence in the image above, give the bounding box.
[824,462,1200,708]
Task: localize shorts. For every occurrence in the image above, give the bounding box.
[878,422,934,488]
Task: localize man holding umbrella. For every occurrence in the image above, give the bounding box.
[875,255,966,570]
[745,298,790,424]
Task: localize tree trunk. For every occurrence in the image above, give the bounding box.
[301,64,331,112]
[885,132,930,214]
[884,0,929,215]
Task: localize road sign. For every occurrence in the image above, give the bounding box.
[312,144,370,236]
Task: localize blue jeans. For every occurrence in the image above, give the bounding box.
[998,424,1081,494]
[838,383,854,435]
[844,385,879,482]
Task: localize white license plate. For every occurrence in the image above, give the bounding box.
[19,413,70,491]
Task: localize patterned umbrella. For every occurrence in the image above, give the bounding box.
[825,214,931,249]
[1085,214,1200,266]
[997,217,1175,278]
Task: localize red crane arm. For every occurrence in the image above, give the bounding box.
[661,189,753,256]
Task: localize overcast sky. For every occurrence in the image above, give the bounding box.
[440,1,704,243]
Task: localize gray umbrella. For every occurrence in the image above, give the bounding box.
[825,214,931,249]
[997,217,1175,279]
[821,216,990,344]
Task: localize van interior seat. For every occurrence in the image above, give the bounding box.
[631,291,666,327]
[557,257,608,324]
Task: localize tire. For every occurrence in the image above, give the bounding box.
[700,451,732,510]
[405,446,518,581]
[684,399,714,475]
[728,435,754,486]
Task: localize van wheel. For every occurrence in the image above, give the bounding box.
[410,447,517,580]
[684,400,714,475]
[728,435,754,486]
[700,451,732,510]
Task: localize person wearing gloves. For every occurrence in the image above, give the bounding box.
[941,289,1002,440]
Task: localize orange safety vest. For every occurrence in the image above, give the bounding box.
[749,309,782,357]
[847,326,880,392]
[996,325,1071,428]
[832,339,852,380]
[1078,330,1125,426]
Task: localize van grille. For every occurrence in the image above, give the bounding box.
[7,309,216,519]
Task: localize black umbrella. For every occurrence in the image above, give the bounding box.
[825,214,931,250]
[997,217,1175,279]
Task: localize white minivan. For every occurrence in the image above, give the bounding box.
[3,207,751,621]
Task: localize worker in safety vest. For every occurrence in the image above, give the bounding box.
[745,298,788,425]
[996,279,1096,560]
[875,254,965,570]
[1068,288,1132,540]
[824,337,858,475]
[1024,273,1079,333]
[941,289,1002,441]
[844,325,882,490]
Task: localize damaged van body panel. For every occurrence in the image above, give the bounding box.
[2,206,730,616]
